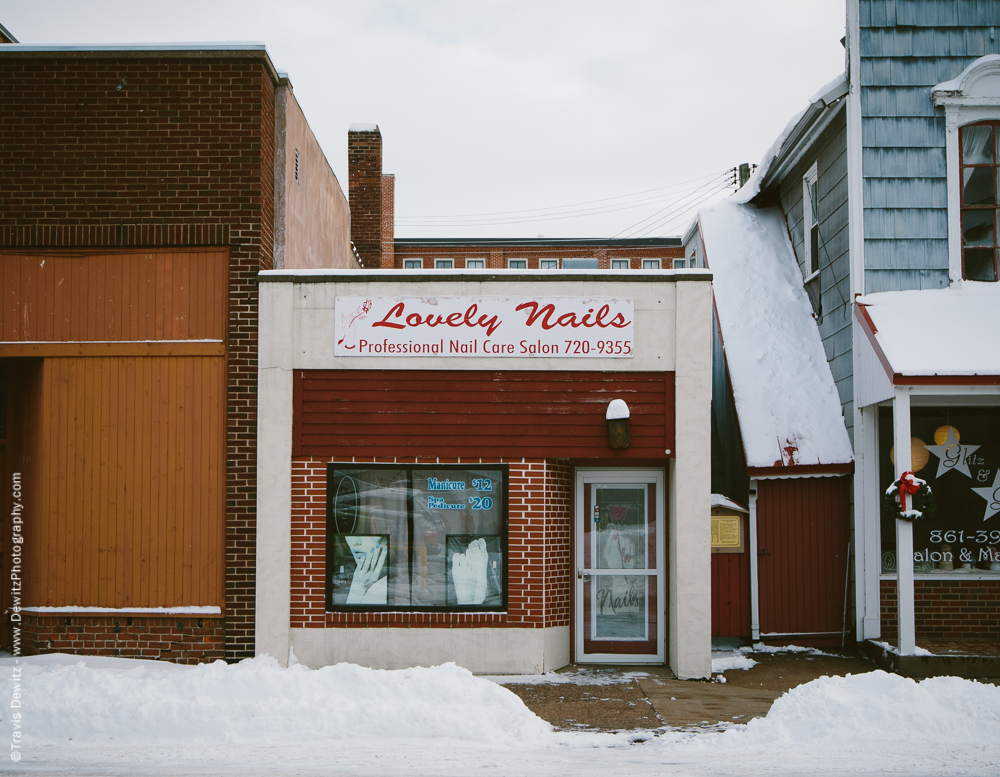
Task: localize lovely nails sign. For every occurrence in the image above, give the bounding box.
[334,296,635,358]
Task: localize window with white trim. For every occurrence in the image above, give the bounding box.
[611,259,630,270]
[642,259,661,269]
[508,259,527,269]
[539,259,559,269]
[403,259,422,269]
[803,162,819,279]
[672,258,687,269]
[465,259,485,269]
[435,258,454,269]
[959,122,1000,282]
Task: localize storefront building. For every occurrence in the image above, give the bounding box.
[256,268,714,679]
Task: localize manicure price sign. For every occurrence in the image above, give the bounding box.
[335,296,634,358]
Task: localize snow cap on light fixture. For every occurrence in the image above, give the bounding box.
[606,399,630,450]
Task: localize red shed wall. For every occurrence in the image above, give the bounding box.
[756,477,851,643]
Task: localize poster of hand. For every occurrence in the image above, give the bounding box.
[334,535,389,605]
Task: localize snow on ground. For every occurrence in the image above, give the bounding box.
[699,201,854,470]
[711,653,757,673]
[2,654,999,776]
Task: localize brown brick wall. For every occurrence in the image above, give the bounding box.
[393,244,683,269]
[22,613,225,664]
[0,53,277,661]
[289,457,573,630]
[880,579,1000,640]
[348,128,382,268]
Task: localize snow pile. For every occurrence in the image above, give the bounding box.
[711,653,757,672]
[710,494,747,513]
[700,202,853,469]
[696,671,1000,751]
[0,655,552,747]
[859,282,1000,376]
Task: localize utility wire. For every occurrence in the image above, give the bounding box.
[395,170,730,224]
[614,173,735,239]
[630,184,733,239]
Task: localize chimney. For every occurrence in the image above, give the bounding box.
[381,174,395,268]
[348,124,383,269]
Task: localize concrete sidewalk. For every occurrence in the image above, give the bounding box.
[503,650,879,731]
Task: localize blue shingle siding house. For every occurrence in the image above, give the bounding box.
[691,0,1000,656]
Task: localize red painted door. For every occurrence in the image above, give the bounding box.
[756,477,851,643]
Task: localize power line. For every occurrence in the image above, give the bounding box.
[395,170,732,226]
[613,172,735,239]
[631,184,733,239]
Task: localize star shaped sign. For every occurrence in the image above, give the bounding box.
[972,470,1000,523]
[925,426,981,479]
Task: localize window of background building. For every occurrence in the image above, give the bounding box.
[673,258,687,269]
[642,259,661,269]
[435,258,454,269]
[326,464,508,611]
[508,259,527,269]
[611,259,630,270]
[562,258,599,270]
[465,259,485,269]
[960,122,1000,281]
[803,162,820,280]
[540,259,559,269]
[403,259,422,269]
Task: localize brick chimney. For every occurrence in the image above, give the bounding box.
[348,124,383,269]
[381,174,395,268]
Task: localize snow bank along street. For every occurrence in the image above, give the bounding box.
[2,654,999,776]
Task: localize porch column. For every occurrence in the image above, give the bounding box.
[892,387,916,655]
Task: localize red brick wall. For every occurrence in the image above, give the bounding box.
[290,457,573,629]
[393,244,684,270]
[22,613,225,665]
[0,52,277,661]
[880,579,1000,640]
[348,128,382,268]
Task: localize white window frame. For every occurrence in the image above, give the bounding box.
[403,259,422,270]
[435,258,454,269]
[932,55,1000,283]
[642,259,661,270]
[802,162,820,282]
[672,258,687,269]
[539,259,559,270]
[507,258,527,269]
[465,259,485,269]
[610,259,630,270]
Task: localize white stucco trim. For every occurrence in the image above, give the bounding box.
[668,281,713,680]
[846,0,865,298]
[290,626,570,674]
[256,282,295,665]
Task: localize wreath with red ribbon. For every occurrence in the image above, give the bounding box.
[883,471,936,522]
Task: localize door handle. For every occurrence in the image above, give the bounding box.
[577,568,592,580]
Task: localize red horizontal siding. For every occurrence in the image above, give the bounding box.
[295,370,673,459]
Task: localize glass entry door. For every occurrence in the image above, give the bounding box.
[575,469,665,663]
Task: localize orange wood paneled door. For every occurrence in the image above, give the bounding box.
[27,355,226,608]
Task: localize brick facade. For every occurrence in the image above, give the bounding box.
[348,127,383,268]
[289,456,572,629]
[0,50,278,661]
[22,613,225,665]
[880,579,1000,641]
[392,241,684,270]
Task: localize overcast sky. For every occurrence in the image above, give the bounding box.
[2,1,846,239]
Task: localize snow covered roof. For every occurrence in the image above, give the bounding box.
[711,494,748,513]
[699,201,854,471]
[856,283,1000,379]
[349,122,379,132]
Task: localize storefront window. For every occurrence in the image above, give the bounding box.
[880,408,1000,575]
[326,464,508,610]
